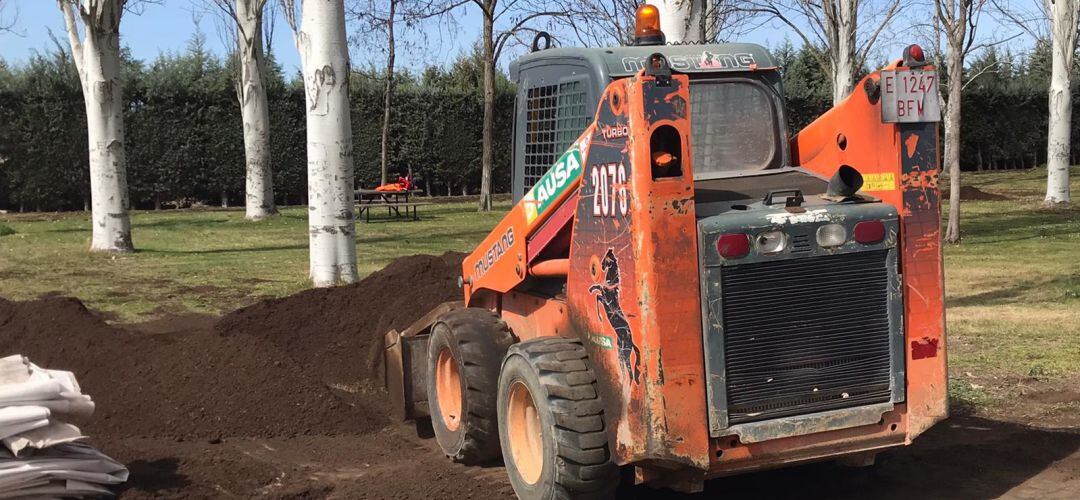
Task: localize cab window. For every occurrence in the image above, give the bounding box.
[689,80,781,178]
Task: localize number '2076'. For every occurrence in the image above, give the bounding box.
[590,162,628,218]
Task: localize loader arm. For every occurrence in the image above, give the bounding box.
[461,129,595,305]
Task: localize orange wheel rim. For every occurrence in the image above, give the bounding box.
[507,381,543,485]
[435,347,462,432]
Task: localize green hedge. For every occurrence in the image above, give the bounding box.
[0,45,513,211]
[1,41,1075,212]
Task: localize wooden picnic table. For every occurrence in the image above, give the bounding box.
[354,189,427,222]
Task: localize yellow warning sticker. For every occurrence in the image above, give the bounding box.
[863,172,896,191]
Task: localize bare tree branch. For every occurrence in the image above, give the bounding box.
[57,1,84,75]
[742,0,907,104]
[0,0,18,34]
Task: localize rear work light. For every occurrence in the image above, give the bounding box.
[816,223,847,248]
[854,220,886,244]
[716,234,750,259]
[755,230,787,254]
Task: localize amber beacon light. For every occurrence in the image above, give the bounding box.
[634,4,665,46]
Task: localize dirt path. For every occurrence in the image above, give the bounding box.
[101,414,1078,499]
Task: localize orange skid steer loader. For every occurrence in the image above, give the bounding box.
[385,5,946,498]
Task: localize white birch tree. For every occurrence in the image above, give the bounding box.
[567,0,747,46]
[656,0,706,43]
[58,0,134,252]
[745,0,903,104]
[282,0,358,286]
[211,0,278,220]
[1043,0,1077,206]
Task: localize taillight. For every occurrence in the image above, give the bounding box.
[854,220,886,244]
[716,234,750,259]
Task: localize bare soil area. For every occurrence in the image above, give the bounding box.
[0,252,1076,499]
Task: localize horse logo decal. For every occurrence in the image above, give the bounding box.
[589,249,641,384]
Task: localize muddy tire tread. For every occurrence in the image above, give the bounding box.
[433,308,515,464]
[508,338,618,499]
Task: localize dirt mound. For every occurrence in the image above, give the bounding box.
[0,252,467,441]
[214,251,465,389]
[943,185,1011,201]
[0,295,357,440]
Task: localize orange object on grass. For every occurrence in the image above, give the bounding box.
[375,175,413,192]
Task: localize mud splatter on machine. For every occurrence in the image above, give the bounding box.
[385,5,945,498]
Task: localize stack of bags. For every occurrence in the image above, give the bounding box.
[0,355,127,497]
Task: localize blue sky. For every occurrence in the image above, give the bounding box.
[0,0,486,72]
[0,1,1031,75]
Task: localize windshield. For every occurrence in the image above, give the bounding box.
[689,80,780,178]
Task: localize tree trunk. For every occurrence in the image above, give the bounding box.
[976,146,983,171]
[237,0,277,220]
[59,0,133,252]
[478,3,495,212]
[83,33,133,250]
[295,0,358,286]
[424,176,431,197]
[1044,0,1077,206]
[379,0,396,186]
[656,0,706,43]
[826,0,859,105]
[943,35,963,244]
[221,189,229,208]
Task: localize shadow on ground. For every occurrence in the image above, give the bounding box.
[120,458,190,495]
[619,415,1079,499]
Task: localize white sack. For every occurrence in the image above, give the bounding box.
[2,422,85,457]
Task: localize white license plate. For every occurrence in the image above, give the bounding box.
[880,69,941,123]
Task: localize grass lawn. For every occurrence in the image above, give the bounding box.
[942,167,1080,425]
[0,201,509,320]
[1,168,1077,425]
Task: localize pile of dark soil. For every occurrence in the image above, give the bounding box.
[0,252,466,441]
[214,252,465,388]
[0,294,357,440]
[942,185,1012,201]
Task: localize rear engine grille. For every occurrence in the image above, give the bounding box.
[721,250,893,424]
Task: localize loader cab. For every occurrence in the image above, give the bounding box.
[509,42,792,203]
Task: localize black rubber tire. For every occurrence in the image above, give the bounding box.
[498,337,618,500]
[426,308,515,464]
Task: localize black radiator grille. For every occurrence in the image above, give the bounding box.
[721,250,893,424]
